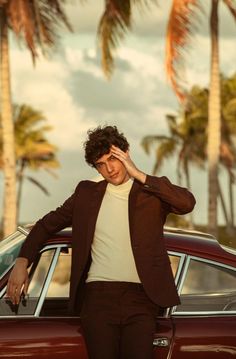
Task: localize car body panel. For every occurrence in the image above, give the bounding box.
[171,316,236,358]
[0,318,88,359]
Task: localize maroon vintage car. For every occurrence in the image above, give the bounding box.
[0,226,236,358]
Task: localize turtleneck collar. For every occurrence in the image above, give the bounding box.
[107,178,133,193]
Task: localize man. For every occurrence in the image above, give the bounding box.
[7,126,195,359]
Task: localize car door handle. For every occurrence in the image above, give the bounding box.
[153,337,169,347]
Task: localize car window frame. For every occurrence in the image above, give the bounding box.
[171,254,236,316]
[0,244,67,318]
[168,251,187,287]
[2,243,236,319]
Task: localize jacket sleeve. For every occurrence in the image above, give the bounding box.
[18,183,80,266]
[143,175,196,215]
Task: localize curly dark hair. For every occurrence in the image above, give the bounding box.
[84,125,129,167]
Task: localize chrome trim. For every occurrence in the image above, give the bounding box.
[0,262,15,283]
[0,232,27,281]
[176,255,191,295]
[165,251,186,317]
[0,244,69,319]
[42,244,68,252]
[164,226,214,240]
[221,244,236,256]
[17,226,30,236]
[0,315,76,319]
[173,310,236,316]
[0,286,6,298]
[168,251,186,288]
[184,255,236,273]
[153,337,169,347]
[34,247,61,317]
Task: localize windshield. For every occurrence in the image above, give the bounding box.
[0,230,27,279]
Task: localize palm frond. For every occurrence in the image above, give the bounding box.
[6,0,72,62]
[141,134,170,154]
[25,175,50,195]
[165,0,202,101]
[153,139,177,174]
[223,0,236,20]
[7,0,38,59]
[165,114,182,137]
[131,0,157,11]
[98,0,132,77]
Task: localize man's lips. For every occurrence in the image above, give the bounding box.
[110,173,119,179]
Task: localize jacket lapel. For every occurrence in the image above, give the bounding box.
[128,180,140,243]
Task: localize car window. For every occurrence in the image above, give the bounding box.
[176,258,236,313]
[45,247,71,298]
[0,249,55,316]
[39,247,71,317]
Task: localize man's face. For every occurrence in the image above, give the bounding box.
[95,148,130,185]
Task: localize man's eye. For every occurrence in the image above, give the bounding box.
[110,155,116,160]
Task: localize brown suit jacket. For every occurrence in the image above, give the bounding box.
[19,175,195,313]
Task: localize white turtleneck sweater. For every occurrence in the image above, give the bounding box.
[86,178,141,283]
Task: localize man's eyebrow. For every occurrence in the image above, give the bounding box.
[95,161,103,166]
[95,154,113,166]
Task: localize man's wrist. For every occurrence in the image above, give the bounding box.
[133,170,147,184]
[15,257,28,268]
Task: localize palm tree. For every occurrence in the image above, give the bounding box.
[0,104,59,223]
[165,0,236,237]
[142,87,207,228]
[142,86,207,184]
[14,104,59,222]
[220,73,236,230]
[0,0,71,236]
[142,77,236,232]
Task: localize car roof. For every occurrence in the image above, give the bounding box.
[20,225,236,268]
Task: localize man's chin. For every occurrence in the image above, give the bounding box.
[108,178,121,186]
[107,175,130,186]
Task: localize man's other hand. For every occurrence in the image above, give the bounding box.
[111,145,147,183]
[6,257,29,305]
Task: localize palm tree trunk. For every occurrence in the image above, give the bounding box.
[16,159,26,225]
[218,177,229,226]
[207,0,221,238]
[229,173,235,228]
[0,9,17,236]
[184,159,194,228]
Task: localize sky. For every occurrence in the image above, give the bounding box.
[0,0,235,227]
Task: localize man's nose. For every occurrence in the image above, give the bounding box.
[106,163,113,173]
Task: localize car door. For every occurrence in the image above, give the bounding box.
[153,252,185,359]
[0,244,88,359]
[170,256,236,358]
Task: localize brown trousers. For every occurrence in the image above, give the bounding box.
[80,281,160,359]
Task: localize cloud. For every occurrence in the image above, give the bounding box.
[10,48,96,151]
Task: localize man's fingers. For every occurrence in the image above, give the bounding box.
[7,281,16,298]
[14,287,22,305]
[23,278,29,295]
[111,146,128,160]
